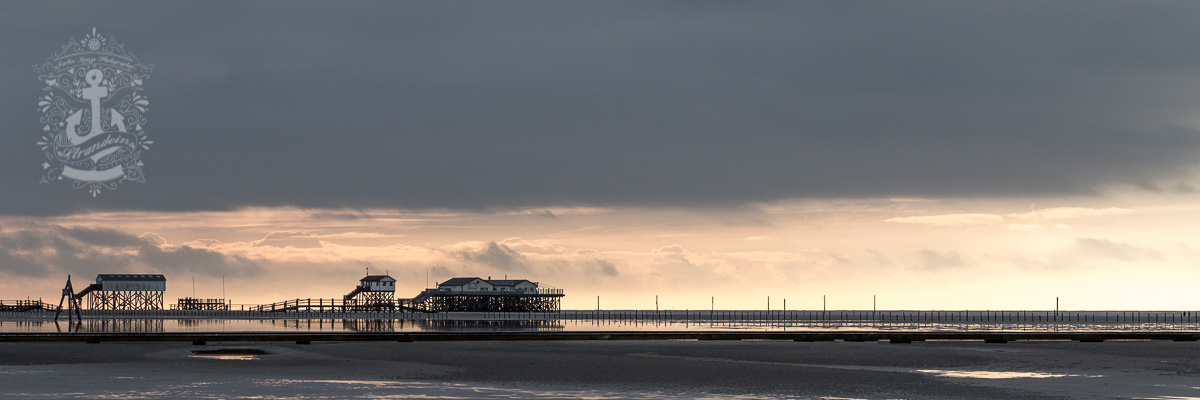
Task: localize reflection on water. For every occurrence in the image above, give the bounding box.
[343,318,396,332]
[558,318,1200,334]
[84,319,164,333]
[0,318,571,333]
[191,348,269,360]
[916,369,1087,379]
[37,319,166,333]
[245,318,568,333]
[191,353,259,360]
[418,319,564,332]
[2,315,1200,334]
[632,353,1104,382]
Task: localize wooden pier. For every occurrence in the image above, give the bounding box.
[248,298,429,313]
[0,300,52,313]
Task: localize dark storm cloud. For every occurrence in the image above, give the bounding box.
[0,224,261,277]
[3,1,1200,215]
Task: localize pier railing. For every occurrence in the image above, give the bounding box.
[0,300,53,313]
[250,298,402,312]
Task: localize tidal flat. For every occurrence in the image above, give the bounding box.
[1,340,1198,399]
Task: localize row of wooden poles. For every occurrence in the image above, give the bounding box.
[558,310,1200,324]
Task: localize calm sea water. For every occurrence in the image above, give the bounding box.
[2,310,1199,333]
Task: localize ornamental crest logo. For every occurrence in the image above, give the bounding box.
[35,28,153,197]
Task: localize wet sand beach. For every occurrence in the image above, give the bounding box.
[1,340,1198,399]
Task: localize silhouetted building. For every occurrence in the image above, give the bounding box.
[414,277,563,312]
[84,274,166,310]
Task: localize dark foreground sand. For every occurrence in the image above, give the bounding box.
[1,340,1198,399]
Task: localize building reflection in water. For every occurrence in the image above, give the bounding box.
[232,318,566,333]
[7,317,562,333]
[414,319,564,332]
[0,320,50,332]
[176,319,228,332]
[343,319,397,332]
[55,319,165,333]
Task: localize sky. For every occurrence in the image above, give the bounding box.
[3,1,1200,310]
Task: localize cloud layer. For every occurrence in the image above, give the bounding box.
[1,197,1195,309]
[3,3,1200,214]
[0,224,261,279]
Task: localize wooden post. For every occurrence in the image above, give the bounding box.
[53,275,83,323]
[53,276,68,322]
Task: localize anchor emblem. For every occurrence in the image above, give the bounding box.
[56,68,131,183]
[35,28,153,197]
[61,69,127,147]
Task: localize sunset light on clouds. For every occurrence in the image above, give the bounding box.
[4,190,1200,310]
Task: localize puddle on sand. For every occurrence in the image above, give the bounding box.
[190,348,269,360]
[917,369,1098,379]
[629,352,1104,381]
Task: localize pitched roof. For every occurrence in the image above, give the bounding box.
[486,279,534,287]
[360,275,394,282]
[96,274,166,282]
[438,277,482,287]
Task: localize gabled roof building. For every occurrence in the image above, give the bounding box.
[416,276,563,312]
[436,277,539,294]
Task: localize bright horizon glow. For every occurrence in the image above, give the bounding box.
[4,188,1200,311]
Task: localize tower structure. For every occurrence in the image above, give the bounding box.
[344,274,396,310]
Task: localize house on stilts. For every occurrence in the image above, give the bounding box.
[411,277,564,312]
